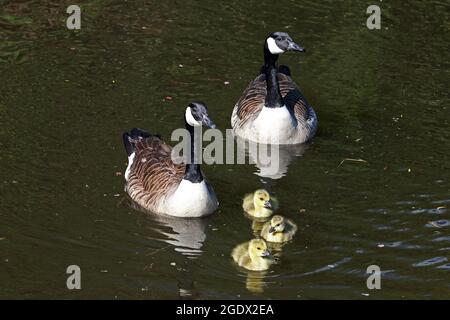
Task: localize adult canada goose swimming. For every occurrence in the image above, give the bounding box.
[261,215,298,243]
[232,239,274,271]
[231,32,318,144]
[123,101,219,218]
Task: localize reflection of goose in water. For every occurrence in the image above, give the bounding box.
[125,197,208,258]
[152,214,207,258]
[235,137,310,180]
[147,214,206,298]
[177,270,201,299]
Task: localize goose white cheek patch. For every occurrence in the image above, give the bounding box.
[267,37,285,54]
[185,107,202,127]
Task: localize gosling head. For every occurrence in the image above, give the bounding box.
[253,189,273,211]
[248,239,271,260]
[185,101,216,129]
[265,32,305,55]
[268,215,286,234]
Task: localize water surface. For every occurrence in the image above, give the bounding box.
[1,0,449,299]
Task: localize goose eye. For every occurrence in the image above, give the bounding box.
[259,198,264,201]
[257,247,261,250]
[277,224,281,227]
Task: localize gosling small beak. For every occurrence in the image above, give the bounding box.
[269,226,276,234]
[261,250,271,258]
[288,41,305,52]
[263,201,273,210]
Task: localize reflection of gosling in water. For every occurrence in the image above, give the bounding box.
[232,239,274,271]
[261,215,297,243]
[245,270,268,294]
[243,189,278,218]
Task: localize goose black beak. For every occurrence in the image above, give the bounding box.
[269,226,276,234]
[202,116,216,129]
[288,41,305,52]
[263,201,273,210]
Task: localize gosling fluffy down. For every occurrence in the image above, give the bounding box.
[242,189,278,218]
[261,215,297,243]
[231,239,274,271]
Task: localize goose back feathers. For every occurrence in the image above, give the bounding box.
[231,72,317,144]
[124,130,185,212]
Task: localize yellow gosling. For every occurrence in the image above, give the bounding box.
[261,215,297,243]
[231,239,274,271]
[242,189,278,218]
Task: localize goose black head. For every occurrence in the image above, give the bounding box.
[265,32,305,55]
[185,101,216,129]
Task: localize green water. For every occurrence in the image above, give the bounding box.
[1,0,449,299]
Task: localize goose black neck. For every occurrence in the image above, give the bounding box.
[184,121,203,183]
[264,46,283,108]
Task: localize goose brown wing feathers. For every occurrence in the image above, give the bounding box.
[126,135,185,208]
[234,73,310,127]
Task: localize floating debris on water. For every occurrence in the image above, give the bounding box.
[338,158,368,167]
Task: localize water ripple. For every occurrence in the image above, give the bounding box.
[413,257,448,267]
[427,220,450,228]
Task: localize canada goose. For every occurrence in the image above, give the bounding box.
[261,215,297,243]
[243,189,278,218]
[231,32,318,144]
[232,239,274,271]
[123,101,219,218]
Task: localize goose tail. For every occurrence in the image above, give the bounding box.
[122,128,160,156]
